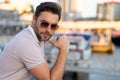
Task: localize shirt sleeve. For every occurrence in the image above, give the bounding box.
[18,41,46,70]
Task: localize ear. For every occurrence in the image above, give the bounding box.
[33,15,37,20]
[32,15,37,25]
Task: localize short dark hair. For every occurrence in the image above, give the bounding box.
[35,2,62,20]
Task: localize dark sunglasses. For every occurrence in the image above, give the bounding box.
[40,20,59,30]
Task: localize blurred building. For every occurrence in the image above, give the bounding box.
[57,0,81,21]
[0,0,34,24]
[97,1,120,21]
[0,0,33,14]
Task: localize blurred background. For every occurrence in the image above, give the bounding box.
[0,0,120,80]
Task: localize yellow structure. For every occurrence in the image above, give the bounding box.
[0,0,32,14]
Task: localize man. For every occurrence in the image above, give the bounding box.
[0,2,70,80]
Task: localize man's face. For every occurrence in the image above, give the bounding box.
[32,11,59,41]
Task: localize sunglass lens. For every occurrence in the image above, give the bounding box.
[41,22,49,28]
[51,24,59,30]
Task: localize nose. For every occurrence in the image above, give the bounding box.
[46,25,51,32]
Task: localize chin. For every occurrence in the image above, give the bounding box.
[46,38,51,41]
[42,38,50,41]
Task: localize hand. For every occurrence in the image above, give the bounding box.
[49,35,70,50]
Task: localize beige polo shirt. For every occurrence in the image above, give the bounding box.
[0,26,46,80]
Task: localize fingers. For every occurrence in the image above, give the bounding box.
[56,37,59,41]
[48,40,58,47]
[48,36,63,48]
[48,40,55,45]
[48,35,69,49]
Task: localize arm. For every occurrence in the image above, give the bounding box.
[29,35,69,80]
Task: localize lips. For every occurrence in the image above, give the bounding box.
[43,33,50,39]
